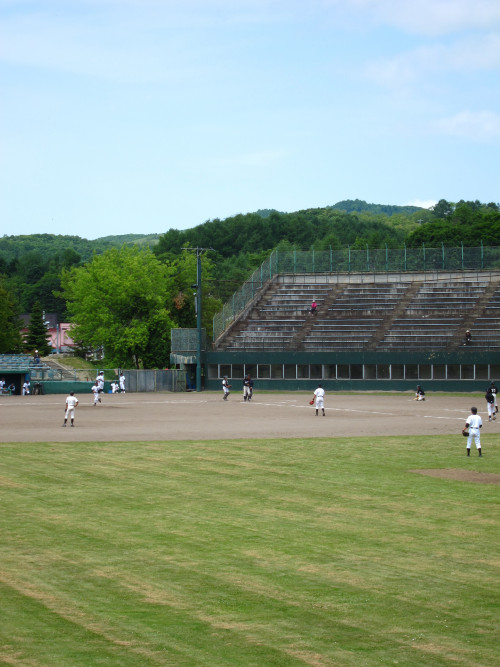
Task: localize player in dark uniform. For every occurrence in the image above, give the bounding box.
[243,374,254,401]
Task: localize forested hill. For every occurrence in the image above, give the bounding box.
[328,199,422,216]
[0,233,160,263]
[2,199,500,319]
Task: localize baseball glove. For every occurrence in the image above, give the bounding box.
[462,430,469,437]
[309,399,315,405]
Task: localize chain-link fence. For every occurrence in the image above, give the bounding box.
[29,367,186,392]
[213,245,500,340]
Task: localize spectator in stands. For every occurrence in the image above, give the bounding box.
[464,329,472,346]
[33,350,40,364]
[310,299,317,316]
[414,385,426,401]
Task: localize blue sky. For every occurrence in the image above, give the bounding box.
[1,0,499,239]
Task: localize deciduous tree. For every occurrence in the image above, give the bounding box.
[60,246,175,368]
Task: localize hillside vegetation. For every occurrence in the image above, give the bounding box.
[1,198,499,362]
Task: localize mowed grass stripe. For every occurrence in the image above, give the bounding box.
[0,436,499,666]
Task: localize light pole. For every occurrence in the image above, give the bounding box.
[184,247,204,392]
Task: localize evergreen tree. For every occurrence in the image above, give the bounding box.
[24,300,52,356]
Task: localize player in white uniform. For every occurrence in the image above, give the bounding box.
[119,372,126,393]
[92,380,101,405]
[222,377,231,400]
[463,407,482,456]
[63,392,79,427]
[22,381,30,395]
[313,384,325,416]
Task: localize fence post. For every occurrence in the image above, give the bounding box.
[442,242,445,270]
[366,245,369,272]
[294,248,296,274]
[481,240,484,269]
[312,247,315,273]
[385,243,388,272]
[330,246,333,272]
[461,242,464,270]
[404,243,407,272]
[348,246,351,273]
[423,243,426,272]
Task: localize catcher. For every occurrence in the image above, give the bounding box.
[312,383,325,416]
[462,406,482,457]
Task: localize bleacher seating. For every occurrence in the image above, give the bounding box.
[217,275,500,352]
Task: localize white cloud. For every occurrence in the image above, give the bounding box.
[432,110,500,139]
[324,0,500,36]
[405,199,437,209]
[365,33,500,89]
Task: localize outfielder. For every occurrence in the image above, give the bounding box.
[463,407,482,456]
[63,392,79,427]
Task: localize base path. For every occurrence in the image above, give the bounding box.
[0,392,495,443]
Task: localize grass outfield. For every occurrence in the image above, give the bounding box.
[1,436,499,666]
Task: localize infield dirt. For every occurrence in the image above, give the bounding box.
[1,391,497,443]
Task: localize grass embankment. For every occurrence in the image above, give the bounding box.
[1,436,498,666]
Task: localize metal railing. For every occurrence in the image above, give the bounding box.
[213,245,500,340]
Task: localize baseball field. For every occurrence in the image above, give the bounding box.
[1,391,499,666]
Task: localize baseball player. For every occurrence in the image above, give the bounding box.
[63,392,79,427]
[463,407,482,456]
[313,383,325,416]
[119,372,126,393]
[485,386,496,421]
[414,385,426,401]
[92,380,101,406]
[243,374,254,401]
[222,376,231,400]
[489,381,498,413]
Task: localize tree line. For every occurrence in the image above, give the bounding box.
[1,199,499,366]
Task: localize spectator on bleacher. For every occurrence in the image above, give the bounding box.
[310,299,317,316]
[464,330,472,346]
[33,350,40,364]
[414,385,426,401]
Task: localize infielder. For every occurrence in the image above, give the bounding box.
[313,383,325,416]
[489,381,498,413]
[222,376,231,400]
[92,380,101,406]
[485,387,496,421]
[463,407,482,456]
[63,392,79,427]
[243,374,254,401]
